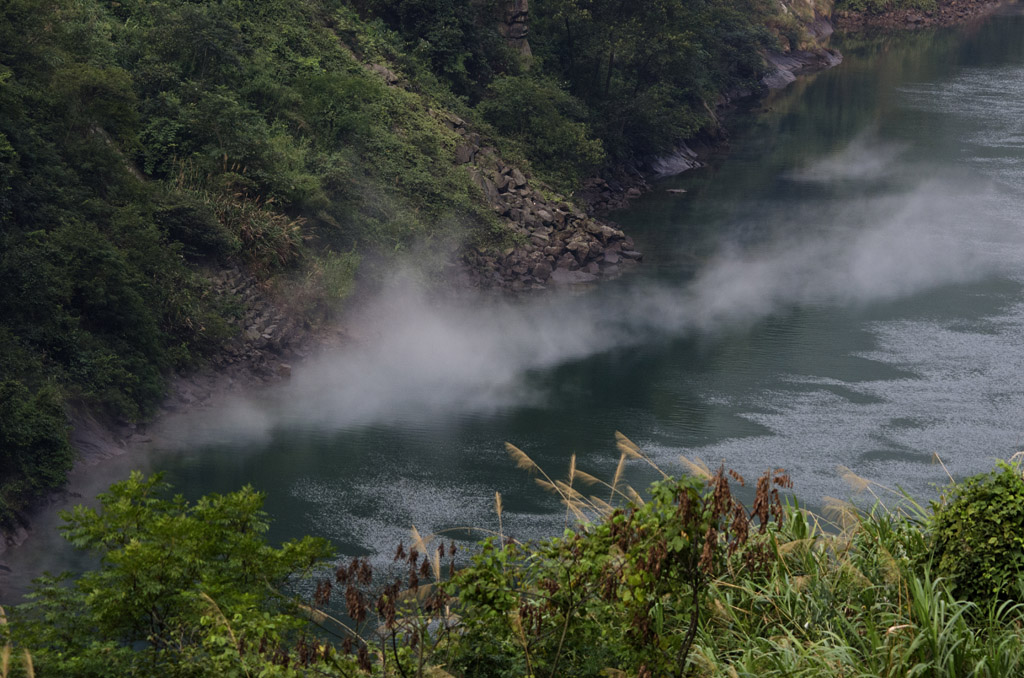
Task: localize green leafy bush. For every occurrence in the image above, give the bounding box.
[12,472,337,677]
[836,0,938,14]
[11,456,1024,677]
[0,380,73,527]
[477,74,605,192]
[446,463,790,677]
[930,461,1024,603]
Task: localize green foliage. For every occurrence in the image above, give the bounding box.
[12,458,1024,677]
[358,0,779,168]
[446,467,788,677]
[835,0,938,14]
[11,472,337,677]
[352,0,516,99]
[0,380,73,527]
[929,462,1024,604]
[477,74,605,192]
[530,0,775,160]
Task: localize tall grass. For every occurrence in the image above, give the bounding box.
[506,440,1024,678]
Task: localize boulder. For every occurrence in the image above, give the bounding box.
[532,261,552,280]
[550,268,598,284]
[454,143,475,164]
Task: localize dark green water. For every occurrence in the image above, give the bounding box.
[6,5,1024,594]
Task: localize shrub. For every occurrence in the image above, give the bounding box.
[477,74,605,192]
[930,461,1024,603]
[0,380,73,528]
[13,472,336,677]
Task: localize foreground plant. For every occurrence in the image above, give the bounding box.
[11,446,1024,677]
[10,472,342,677]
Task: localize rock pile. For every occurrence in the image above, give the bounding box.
[576,176,650,214]
[441,112,643,291]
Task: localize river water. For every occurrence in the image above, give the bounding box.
[6,6,1024,595]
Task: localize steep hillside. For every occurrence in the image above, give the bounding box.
[0,0,835,533]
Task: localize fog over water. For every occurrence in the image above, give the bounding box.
[6,11,1024,596]
[161,159,1012,446]
[147,18,1024,564]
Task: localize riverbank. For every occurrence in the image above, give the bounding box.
[834,0,1007,31]
[0,0,998,571]
[0,10,842,565]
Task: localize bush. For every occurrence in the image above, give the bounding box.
[930,461,1024,603]
[477,75,605,192]
[0,380,73,528]
[12,472,336,677]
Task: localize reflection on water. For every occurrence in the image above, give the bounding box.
[6,7,1024,599]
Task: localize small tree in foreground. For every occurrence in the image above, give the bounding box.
[10,471,342,677]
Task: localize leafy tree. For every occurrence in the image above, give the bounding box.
[477,74,604,191]
[0,380,73,528]
[353,0,515,98]
[12,472,339,677]
[531,0,773,159]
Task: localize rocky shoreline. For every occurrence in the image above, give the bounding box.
[0,0,992,562]
[1,15,837,558]
[834,0,1006,31]
[446,111,643,291]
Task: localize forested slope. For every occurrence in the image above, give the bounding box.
[0,0,819,528]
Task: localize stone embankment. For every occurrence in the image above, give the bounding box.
[443,112,642,291]
[160,265,339,411]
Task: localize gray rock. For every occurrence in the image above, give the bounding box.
[550,268,598,284]
[454,143,475,164]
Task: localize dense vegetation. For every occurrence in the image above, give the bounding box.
[0,0,798,528]
[5,443,1024,677]
[835,0,936,14]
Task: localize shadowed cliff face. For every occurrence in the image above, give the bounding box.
[498,0,531,57]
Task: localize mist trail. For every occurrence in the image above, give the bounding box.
[157,135,1022,448]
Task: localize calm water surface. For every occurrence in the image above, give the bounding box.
[6,6,1024,595]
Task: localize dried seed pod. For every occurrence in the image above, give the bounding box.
[357,558,373,585]
[314,579,332,606]
[698,526,717,574]
[357,645,370,672]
